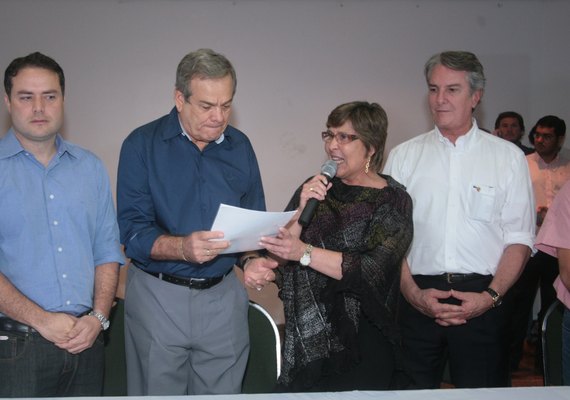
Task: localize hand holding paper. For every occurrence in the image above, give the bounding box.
[210,204,296,254]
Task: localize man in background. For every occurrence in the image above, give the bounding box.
[510,115,570,371]
[117,48,275,395]
[0,52,123,397]
[494,111,534,155]
[383,51,535,388]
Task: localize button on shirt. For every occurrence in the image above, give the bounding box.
[383,121,535,276]
[0,130,124,315]
[117,107,266,278]
[526,148,570,211]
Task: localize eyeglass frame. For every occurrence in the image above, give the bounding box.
[533,132,557,141]
[321,130,360,145]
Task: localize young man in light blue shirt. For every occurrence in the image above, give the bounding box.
[0,52,124,397]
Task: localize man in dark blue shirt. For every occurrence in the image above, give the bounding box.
[117,48,276,395]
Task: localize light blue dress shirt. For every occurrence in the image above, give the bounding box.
[0,129,124,316]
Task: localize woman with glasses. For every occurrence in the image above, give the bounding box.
[258,101,413,391]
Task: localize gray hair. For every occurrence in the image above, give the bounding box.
[175,48,237,100]
[424,51,485,93]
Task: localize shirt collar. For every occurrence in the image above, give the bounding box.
[177,115,225,145]
[435,118,479,150]
[0,129,75,161]
[55,135,78,159]
[536,150,563,167]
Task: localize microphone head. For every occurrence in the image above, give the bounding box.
[321,159,338,179]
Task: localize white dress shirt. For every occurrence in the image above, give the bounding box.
[383,120,535,276]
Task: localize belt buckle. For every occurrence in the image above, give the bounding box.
[188,277,207,289]
[446,273,452,284]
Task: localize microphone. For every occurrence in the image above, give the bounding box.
[298,160,337,227]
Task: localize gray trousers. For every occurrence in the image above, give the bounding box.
[124,266,249,395]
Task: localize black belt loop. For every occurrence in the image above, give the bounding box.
[140,267,229,290]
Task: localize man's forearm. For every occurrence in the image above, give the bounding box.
[150,234,182,261]
[92,263,120,318]
[488,243,531,296]
[0,272,48,327]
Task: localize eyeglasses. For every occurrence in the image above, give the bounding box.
[321,130,359,145]
[534,132,557,141]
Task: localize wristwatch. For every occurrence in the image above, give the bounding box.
[300,244,313,266]
[88,310,110,331]
[484,288,503,308]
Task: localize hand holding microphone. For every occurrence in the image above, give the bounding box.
[298,160,337,227]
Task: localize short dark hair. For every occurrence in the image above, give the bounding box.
[424,51,485,94]
[326,101,388,172]
[4,52,65,96]
[495,111,525,131]
[175,48,236,101]
[528,115,566,145]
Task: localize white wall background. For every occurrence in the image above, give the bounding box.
[2,0,569,321]
[2,0,569,211]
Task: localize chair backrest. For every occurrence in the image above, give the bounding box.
[241,302,281,393]
[542,299,564,386]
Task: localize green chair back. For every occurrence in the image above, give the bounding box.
[542,300,564,386]
[241,302,281,393]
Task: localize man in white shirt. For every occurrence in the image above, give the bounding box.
[383,51,535,388]
[510,115,569,370]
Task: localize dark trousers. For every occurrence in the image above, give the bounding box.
[509,250,559,369]
[0,328,104,397]
[399,274,511,389]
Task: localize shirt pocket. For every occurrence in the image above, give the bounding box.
[468,183,496,223]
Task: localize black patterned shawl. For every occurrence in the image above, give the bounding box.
[276,174,413,390]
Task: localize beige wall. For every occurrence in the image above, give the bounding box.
[2,0,570,324]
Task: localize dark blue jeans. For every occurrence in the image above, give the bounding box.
[0,329,104,397]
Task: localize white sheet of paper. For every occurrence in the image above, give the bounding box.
[210,204,296,254]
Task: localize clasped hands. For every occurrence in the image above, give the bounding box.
[36,311,103,354]
[409,287,494,326]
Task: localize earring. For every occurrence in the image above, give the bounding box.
[365,157,371,174]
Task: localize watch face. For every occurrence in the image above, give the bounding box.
[300,244,313,266]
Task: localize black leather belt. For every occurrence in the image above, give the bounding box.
[142,269,228,290]
[433,273,487,284]
[0,317,38,334]
[0,310,91,334]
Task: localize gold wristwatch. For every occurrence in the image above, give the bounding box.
[484,288,503,308]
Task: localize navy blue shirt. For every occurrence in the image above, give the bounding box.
[117,107,266,277]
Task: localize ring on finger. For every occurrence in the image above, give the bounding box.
[309,187,314,192]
